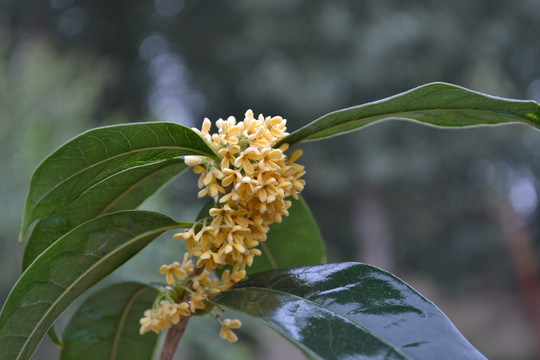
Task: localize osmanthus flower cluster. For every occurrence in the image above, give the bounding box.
[139,110,306,341]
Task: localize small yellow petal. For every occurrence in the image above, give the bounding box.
[288,149,303,163]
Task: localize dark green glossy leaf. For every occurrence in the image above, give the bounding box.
[196,199,216,221]
[278,82,540,147]
[20,122,218,241]
[214,263,486,360]
[0,211,189,360]
[248,196,325,275]
[60,282,159,360]
[22,159,187,270]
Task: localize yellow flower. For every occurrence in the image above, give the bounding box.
[217,117,243,145]
[234,175,258,197]
[180,252,194,275]
[159,262,183,284]
[288,148,303,163]
[198,167,225,198]
[173,228,195,240]
[196,250,223,269]
[139,309,161,334]
[190,289,207,313]
[192,270,212,289]
[174,302,191,317]
[173,229,197,251]
[227,225,251,253]
[209,205,235,228]
[192,117,212,138]
[233,146,260,174]
[244,248,262,267]
[142,109,306,339]
[158,253,193,284]
[219,319,242,343]
[218,145,240,169]
[258,148,283,171]
[221,168,240,188]
[161,301,190,324]
[140,300,188,334]
[254,174,280,203]
[266,116,288,138]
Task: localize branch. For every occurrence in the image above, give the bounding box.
[159,314,191,360]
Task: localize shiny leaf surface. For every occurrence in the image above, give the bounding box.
[249,196,325,275]
[23,159,187,270]
[278,82,540,147]
[20,122,218,241]
[215,263,486,360]
[60,282,159,360]
[0,211,188,360]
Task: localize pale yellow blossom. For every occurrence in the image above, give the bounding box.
[141,109,305,341]
[219,319,242,343]
[159,262,183,284]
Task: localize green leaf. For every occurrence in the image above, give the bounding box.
[20,122,218,241]
[196,199,216,221]
[46,326,63,348]
[22,159,188,270]
[214,263,486,360]
[60,282,159,360]
[0,210,189,360]
[248,196,325,275]
[278,82,540,147]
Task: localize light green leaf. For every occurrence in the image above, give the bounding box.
[60,282,159,360]
[20,122,218,241]
[22,159,187,270]
[0,211,189,360]
[278,82,540,147]
[248,196,325,275]
[214,263,486,360]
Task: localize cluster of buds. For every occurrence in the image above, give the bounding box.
[140,110,305,341]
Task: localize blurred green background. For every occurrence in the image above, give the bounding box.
[1,0,540,359]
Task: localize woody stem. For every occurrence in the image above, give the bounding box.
[159,314,191,360]
[159,266,205,360]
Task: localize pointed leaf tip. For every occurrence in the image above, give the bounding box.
[278,82,540,147]
[215,262,486,360]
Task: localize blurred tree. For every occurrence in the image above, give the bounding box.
[0,38,112,299]
[2,0,539,121]
[1,0,540,358]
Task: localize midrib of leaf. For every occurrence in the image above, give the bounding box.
[109,286,149,360]
[329,107,530,129]
[223,286,412,360]
[21,146,214,240]
[281,101,539,146]
[14,222,187,360]
[33,146,212,207]
[97,161,186,216]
